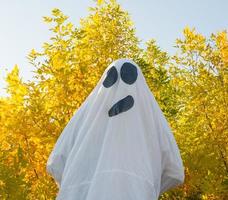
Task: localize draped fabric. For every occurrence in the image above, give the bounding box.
[46,58,185,200]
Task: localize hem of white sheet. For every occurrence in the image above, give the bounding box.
[61,169,155,191]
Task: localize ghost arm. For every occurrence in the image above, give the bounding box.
[159,130,185,194]
[154,102,185,195]
[46,101,88,186]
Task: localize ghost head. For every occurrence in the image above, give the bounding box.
[46,58,185,200]
[89,58,155,120]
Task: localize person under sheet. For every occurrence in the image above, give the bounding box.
[46,58,185,200]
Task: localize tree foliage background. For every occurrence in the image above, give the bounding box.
[0,0,227,199]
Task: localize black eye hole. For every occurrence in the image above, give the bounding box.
[120,62,138,84]
[103,66,118,88]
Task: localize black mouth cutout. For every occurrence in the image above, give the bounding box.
[108,95,134,117]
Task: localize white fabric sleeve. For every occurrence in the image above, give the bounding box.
[154,100,185,195]
[46,101,88,186]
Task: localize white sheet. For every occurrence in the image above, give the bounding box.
[46,58,185,200]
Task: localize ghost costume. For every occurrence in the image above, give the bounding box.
[46,58,185,200]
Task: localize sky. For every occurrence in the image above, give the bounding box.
[0,0,227,96]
